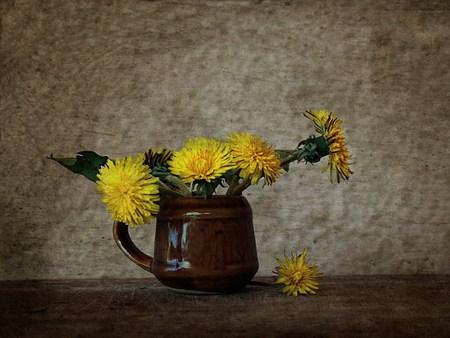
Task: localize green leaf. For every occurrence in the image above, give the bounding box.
[49,151,109,182]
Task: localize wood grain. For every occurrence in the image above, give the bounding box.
[1,276,449,337]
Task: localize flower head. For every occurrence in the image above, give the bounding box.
[144,148,173,168]
[168,137,236,184]
[227,132,282,185]
[96,155,160,227]
[304,110,354,183]
[274,249,322,296]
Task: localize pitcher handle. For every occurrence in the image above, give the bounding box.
[113,221,153,273]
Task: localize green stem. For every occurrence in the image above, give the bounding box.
[231,180,251,196]
[279,148,307,167]
[158,185,186,198]
[280,153,297,167]
[165,175,192,197]
[157,180,171,190]
[225,175,241,196]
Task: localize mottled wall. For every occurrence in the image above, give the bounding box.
[1,0,449,280]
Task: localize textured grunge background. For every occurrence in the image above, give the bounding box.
[1,0,449,279]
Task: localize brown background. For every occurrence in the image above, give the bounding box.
[1,0,449,280]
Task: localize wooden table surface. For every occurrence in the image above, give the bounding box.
[1,276,449,337]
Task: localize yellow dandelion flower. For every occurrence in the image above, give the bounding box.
[168,137,236,184]
[96,155,160,227]
[144,148,173,168]
[227,132,282,186]
[304,110,354,183]
[274,249,322,296]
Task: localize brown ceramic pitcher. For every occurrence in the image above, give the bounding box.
[113,196,259,293]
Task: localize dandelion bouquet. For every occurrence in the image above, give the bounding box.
[50,110,352,226]
[50,110,353,296]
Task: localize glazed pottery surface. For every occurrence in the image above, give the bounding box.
[113,196,259,293]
